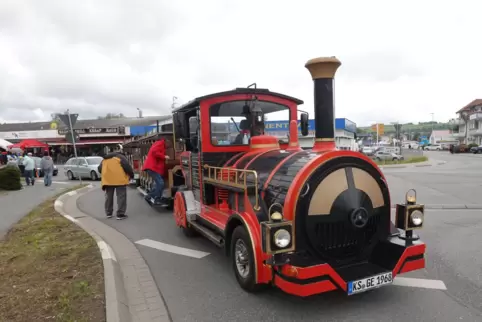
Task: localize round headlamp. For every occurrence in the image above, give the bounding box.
[410,210,424,226]
[273,229,291,248]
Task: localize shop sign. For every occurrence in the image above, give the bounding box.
[58,127,120,135]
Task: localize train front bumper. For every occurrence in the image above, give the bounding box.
[270,237,426,297]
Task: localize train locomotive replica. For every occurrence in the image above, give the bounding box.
[131,56,427,297]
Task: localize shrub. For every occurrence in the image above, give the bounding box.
[0,166,22,191]
[468,143,478,149]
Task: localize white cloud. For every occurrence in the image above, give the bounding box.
[0,0,481,126]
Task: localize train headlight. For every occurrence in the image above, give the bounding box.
[260,221,295,255]
[395,189,424,231]
[273,229,291,248]
[410,210,424,226]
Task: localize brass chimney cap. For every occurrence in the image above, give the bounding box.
[305,56,341,80]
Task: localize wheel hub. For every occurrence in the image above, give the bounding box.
[234,239,250,278]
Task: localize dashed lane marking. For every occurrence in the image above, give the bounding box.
[135,238,211,259]
[393,277,447,290]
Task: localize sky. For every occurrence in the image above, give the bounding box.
[0,0,481,127]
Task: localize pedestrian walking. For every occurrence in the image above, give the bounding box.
[40,151,54,186]
[23,152,35,186]
[142,138,170,205]
[98,148,134,220]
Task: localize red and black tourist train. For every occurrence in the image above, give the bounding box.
[126,56,426,297]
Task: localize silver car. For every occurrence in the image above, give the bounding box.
[64,156,103,181]
[374,151,404,162]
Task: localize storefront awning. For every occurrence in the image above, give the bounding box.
[48,138,126,146]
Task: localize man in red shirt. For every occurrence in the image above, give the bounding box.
[142,138,170,205]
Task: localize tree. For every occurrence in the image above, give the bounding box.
[98,113,126,119]
[413,132,421,141]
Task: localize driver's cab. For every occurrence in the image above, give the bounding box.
[172,87,308,204]
[173,87,308,155]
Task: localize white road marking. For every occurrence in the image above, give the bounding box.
[54,200,63,209]
[135,238,210,259]
[393,277,447,290]
[52,181,72,184]
[97,241,117,261]
[63,214,78,223]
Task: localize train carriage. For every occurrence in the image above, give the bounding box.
[143,56,427,297]
[122,123,184,207]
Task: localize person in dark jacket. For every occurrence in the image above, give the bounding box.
[142,138,170,205]
[98,150,134,220]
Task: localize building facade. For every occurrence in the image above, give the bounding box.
[263,118,357,150]
[452,99,482,144]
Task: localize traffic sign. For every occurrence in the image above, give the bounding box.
[371,123,385,135]
[65,131,80,144]
[58,113,78,128]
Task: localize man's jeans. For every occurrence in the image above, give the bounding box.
[146,169,164,200]
[24,170,34,185]
[104,186,127,217]
[44,171,53,186]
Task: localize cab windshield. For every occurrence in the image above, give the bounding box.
[209,100,290,146]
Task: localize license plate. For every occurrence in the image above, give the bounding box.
[347,272,393,295]
[134,173,139,179]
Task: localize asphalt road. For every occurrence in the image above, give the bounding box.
[77,152,482,322]
[0,166,91,239]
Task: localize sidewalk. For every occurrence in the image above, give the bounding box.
[55,186,170,322]
[0,181,77,239]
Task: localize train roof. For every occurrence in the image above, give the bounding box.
[172,87,304,113]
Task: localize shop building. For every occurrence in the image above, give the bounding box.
[0,116,170,162]
[263,118,357,150]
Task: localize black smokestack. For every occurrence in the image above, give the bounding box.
[305,57,341,150]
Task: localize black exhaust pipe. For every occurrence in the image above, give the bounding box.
[305,57,342,152]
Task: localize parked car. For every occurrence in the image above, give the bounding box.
[453,144,470,153]
[373,151,404,162]
[362,146,375,156]
[31,156,58,177]
[424,144,442,151]
[64,156,103,180]
[470,145,482,154]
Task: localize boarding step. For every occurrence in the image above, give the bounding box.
[189,221,224,247]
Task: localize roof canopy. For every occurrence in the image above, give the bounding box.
[0,138,13,150]
[8,139,49,149]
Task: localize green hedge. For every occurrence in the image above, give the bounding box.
[0,166,22,191]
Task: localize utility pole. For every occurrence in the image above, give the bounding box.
[430,113,434,143]
[67,109,82,184]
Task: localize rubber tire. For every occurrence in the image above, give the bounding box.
[90,171,98,181]
[174,188,196,237]
[231,225,263,293]
[67,171,74,180]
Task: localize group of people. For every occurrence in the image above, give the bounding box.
[98,138,168,220]
[2,151,56,187]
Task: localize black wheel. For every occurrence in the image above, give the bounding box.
[90,171,98,181]
[231,226,263,293]
[67,171,74,180]
[392,158,397,161]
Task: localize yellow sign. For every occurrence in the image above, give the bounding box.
[371,123,384,135]
[50,121,58,129]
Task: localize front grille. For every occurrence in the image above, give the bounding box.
[314,214,381,260]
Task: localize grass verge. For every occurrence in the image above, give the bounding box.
[0,184,106,322]
[375,155,428,166]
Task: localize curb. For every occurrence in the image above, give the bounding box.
[390,204,482,210]
[379,159,447,169]
[54,185,171,322]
